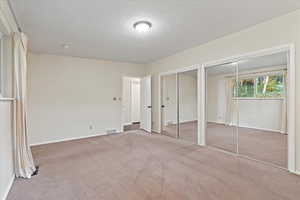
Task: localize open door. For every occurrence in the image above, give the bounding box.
[140,75,152,133]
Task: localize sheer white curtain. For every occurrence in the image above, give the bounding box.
[280,71,287,134]
[225,78,234,126]
[13,32,36,178]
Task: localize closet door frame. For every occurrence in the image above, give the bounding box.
[200,44,296,173]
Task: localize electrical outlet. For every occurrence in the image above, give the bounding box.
[89,125,93,130]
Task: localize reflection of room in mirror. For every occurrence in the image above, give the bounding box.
[178,70,198,143]
[206,52,288,168]
[161,74,178,138]
[161,69,198,143]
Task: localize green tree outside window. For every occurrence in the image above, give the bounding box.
[232,74,284,98]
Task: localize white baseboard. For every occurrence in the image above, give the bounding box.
[207,120,224,124]
[207,121,283,133]
[239,125,282,133]
[123,122,140,127]
[180,119,197,124]
[2,175,14,200]
[122,122,132,126]
[151,129,160,134]
[164,119,197,126]
[292,171,300,176]
[30,132,109,146]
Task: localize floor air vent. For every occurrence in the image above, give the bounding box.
[106,129,117,134]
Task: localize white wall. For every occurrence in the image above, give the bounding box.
[207,75,283,132]
[0,35,14,200]
[207,76,225,123]
[0,101,14,200]
[122,77,140,125]
[28,53,146,145]
[162,74,177,125]
[162,73,197,126]
[146,10,300,171]
[131,79,140,123]
[122,77,132,125]
[179,73,197,123]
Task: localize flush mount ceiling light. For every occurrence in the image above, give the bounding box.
[61,44,70,49]
[133,21,152,33]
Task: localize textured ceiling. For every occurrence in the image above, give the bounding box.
[10,0,300,63]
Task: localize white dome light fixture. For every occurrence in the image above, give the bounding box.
[61,44,70,49]
[133,21,152,33]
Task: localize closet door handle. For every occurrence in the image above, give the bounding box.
[147,106,152,108]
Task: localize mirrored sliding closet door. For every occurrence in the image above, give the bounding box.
[237,53,288,168]
[205,63,238,153]
[205,52,288,169]
[161,73,178,138]
[161,69,199,144]
[178,70,198,143]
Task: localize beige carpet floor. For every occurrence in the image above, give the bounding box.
[162,121,197,143]
[7,130,300,200]
[162,121,287,168]
[206,122,288,168]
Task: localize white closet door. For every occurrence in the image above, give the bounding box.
[140,76,152,132]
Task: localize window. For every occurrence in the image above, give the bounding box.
[236,79,255,97]
[256,75,284,98]
[233,73,285,98]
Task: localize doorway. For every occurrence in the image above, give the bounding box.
[201,45,296,171]
[122,77,141,132]
[160,69,198,143]
[121,76,152,133]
